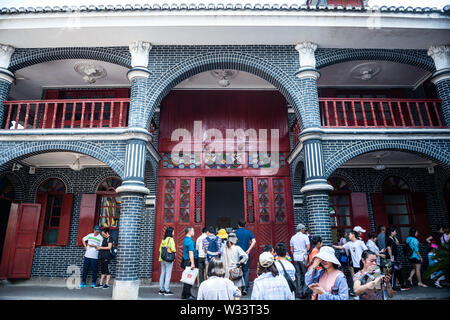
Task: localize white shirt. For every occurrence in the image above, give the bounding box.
[343,240,368,268]
[366,239,381,265]
[196,233,208,258]
[290,232,310,262]
[197,276,241,300]
[275,260,296,282]
[82,233,103,259]
[251,273,295,300]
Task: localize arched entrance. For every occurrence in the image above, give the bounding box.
[152,81,295,281]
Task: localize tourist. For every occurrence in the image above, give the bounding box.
[202,226,222,264]
[221,233,248,292]
[80,225,103,288]
[273,242,293,262]
[353,226,366,241]
[386,227,410,291]
[441,226,450,247]
[406,227,427,287]
[336,229,353,296]
[366,232,386,266]
[427,243,446,288]
[216,228,229,256]
[289,223,310,299]
[234,220,256,295]
[353,250,394,300]
[333,230,367,274]
[197,258,241,300]
[196,227,208,284]
[307,235,323,270]
[158,226,176,296]
[96,227,114,289]
[274,242,296,283]
[305,246,349,300]
[376,225,387,251]
[426,225,444,248]
[181,227,198,300]
[251,252,294,300]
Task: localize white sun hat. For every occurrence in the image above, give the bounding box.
[353,226,366,233]
[313,246,341,266]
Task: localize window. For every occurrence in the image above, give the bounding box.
[328,177,353,243]
[37,178,66,245]
[96,177,122,229]
[0,176,15,200]
[382,176,412,241]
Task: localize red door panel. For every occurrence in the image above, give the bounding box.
[3,203,41,279]
[351,192,371,241]
[410,192,430,242]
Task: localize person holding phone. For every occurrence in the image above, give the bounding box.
[353,250,394,300]
[305,246,349,300]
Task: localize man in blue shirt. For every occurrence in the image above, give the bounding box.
[182,226,198,300]
[234,220,256,295]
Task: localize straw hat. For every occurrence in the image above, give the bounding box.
[313,246,341,266]
[217,228,228,239]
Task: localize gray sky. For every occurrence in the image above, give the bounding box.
[0,0,448,9]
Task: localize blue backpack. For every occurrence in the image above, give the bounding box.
[206,236,220,260]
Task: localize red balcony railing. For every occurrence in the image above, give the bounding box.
[3,98,130,129]
[320,98,443,128]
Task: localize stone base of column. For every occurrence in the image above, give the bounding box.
[112,279,140,300]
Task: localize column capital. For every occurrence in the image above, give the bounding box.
[116,180,150,195]
[300,179,334,194]
[428,45,450,71]
[128,41,152,80]
[0,44,15,83]
[295,42,320,79]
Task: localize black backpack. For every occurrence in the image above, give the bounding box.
[403,240,414,258]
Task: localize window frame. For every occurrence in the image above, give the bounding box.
[95,177,122,230]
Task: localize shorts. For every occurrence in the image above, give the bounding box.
[100,257,111,275]
[408,258,421,265]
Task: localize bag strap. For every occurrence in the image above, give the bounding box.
[225,246,230,270]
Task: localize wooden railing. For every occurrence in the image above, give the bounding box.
[319,98,443,128]
[3,98,130,129]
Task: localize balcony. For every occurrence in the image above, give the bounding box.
[3,98,130,129]
[291,98,445,145]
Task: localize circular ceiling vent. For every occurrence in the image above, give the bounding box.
[74,62,107,84]
[210,69,239,87]
[350,63,381,81]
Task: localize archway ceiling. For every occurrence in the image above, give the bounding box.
[340,150,436,169]
[20,152,107,169]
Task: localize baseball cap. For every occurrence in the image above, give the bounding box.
[353,226,366,233]
[94,225,101,231]
[259,251,274,268]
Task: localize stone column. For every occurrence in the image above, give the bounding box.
[127,40,152,129]
[295,42,334,245]
[0,44,15,127]
[428,45,450,126]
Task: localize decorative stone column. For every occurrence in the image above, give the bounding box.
[0,44,15,127]
[127,40,152,129]
[115,42,152,299]
[428,45,450,126]
[295,42,334,245]
[113,139,150,300]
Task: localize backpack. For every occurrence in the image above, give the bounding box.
[403,238,414,258]
[206,236,220,260]
[161,238,176,262]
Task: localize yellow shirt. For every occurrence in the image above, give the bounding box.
[159,237,176,262]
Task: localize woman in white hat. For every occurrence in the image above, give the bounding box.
[305,246,349,300]
[221,233,248,291]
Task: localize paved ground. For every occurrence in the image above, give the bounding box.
[0,279,449,300]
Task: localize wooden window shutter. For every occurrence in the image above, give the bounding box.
[77,194,98,246]
[57,194,74,246]
[370,193,389,229]
[35,193,48,246]
[410,192,430,242]
[351,193,371,239]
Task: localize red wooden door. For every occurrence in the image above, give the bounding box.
[246,176,294,280]
[153,177,205,282]
[0,203,41,279]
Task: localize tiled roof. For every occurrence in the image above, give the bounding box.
[0,3,449,15]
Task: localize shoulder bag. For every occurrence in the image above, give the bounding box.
[225,246,243,281]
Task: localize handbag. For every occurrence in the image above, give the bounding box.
[161,238,175,262]
[180,267,199,286]
[278,261,296,293]
[225,247,244,281]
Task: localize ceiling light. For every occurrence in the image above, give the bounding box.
[374,155,386,171]
[74,62,107,84]
[210,69,239,87]
[70,155,83,171]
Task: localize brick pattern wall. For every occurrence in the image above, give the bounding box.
[434,78,450,126]
[0,79,11,127]
[305,191,333,245]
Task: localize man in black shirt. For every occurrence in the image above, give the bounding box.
[385,227,410,291]
[96,227,114,289]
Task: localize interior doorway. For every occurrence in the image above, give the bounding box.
[0,199,12,264]
[205,177,244,230]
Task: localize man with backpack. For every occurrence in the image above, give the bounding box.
[202,226,222,264]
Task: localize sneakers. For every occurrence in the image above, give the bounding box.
[102,284,110,289]
[79,282,87,288]
[158,290,165,295]
[164,291,174,296]
[93,283,102,288]
[400,286,411,291]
